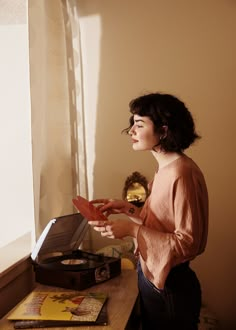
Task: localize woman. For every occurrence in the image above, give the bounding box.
[89,92,208,329]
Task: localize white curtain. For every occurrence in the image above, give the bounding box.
[28,0,88,240]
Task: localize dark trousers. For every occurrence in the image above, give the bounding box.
[137,261,201,330]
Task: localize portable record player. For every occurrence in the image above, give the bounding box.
[31,213,121,290]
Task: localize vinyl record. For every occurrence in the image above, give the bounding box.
[39,252,105,271]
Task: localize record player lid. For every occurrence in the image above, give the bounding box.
[31,213,89,262]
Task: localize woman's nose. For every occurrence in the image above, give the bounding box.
[129,126,135,135]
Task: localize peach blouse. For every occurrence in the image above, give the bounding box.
[137,154,208,289]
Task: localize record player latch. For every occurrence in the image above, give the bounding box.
[95,264,110,283]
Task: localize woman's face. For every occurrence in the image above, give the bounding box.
[129,114,159,151]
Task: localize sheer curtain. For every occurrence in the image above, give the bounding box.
[28,0,88,239]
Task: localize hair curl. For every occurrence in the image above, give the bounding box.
[123,92,200,152]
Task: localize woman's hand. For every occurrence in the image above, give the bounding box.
[88,219,140,239]
[90,198,140,218]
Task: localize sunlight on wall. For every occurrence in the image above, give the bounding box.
[0,4,35,249]
[79,14,101,199]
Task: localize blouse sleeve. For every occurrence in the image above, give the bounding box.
[136,170,208,289]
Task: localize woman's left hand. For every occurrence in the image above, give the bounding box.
[88,219,139,239]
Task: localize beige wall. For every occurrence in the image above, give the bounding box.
[78,1,236,329]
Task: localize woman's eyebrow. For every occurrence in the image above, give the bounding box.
[134,119,145,123]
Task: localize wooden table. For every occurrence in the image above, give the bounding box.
[0,270,139,330]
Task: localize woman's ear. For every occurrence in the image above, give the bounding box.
[160,125,168,139]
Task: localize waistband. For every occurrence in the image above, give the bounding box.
[170,261,190,273]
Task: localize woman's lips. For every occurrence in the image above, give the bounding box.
[132,139,138,143]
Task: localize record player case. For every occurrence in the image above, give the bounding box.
[31,213,121,290]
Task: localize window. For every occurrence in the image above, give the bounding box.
[0,1,35,273]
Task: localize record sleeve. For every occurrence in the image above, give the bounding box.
[12,301,108,328]
[8,291,107,322]
[72,195,108,221]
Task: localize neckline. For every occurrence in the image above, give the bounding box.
[156,154,187,173]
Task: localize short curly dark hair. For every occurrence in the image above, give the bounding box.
[123,92,200,152]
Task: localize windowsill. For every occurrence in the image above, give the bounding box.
[0,233,35,318]
[0,232,33,275]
